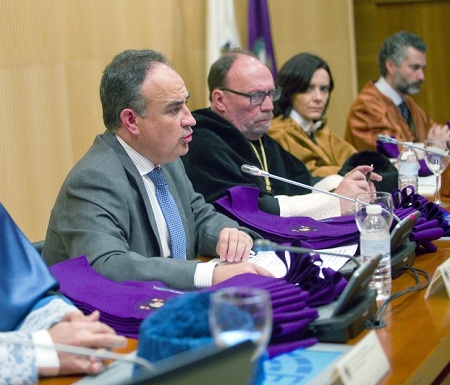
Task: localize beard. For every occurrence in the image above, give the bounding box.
[405,83,421,95]
[395,76,422,95]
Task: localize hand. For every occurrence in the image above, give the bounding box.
[335,165,382,214]
[212,262,273,285]
[216,227,253,262]
[427,124,450,141]
[44,312,127,377]
[60,309,100,323]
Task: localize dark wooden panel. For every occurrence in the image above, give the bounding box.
[353,0,450,123]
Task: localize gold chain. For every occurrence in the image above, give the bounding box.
[249,138,272,193]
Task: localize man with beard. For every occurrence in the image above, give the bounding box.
[182,49,380,220]
[345,31,449,151]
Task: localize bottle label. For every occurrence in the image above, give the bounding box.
[360,235,390,260]
[398,162,418,176]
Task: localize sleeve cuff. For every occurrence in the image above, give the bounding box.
[32,329,60,374]
[276,194,341,219]
[194,260,218,288]
[314,174,343,192]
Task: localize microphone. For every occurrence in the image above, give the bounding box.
[253,239,361,268]
[241,164,355,202]
[241,163,402,224]
[378,134,450,158]
[5,338,155,373]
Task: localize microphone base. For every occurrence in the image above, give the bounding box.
[305,289,378,343]
[390,240,416,279]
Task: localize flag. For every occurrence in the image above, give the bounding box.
[248,0,277,78]
[206,0,241,74]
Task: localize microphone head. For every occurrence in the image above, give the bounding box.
[241,164,266,177]
[377,134,397,144]
[253,239,276,252]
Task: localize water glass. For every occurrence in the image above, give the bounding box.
[209,287,272,360]
[354,191,394,231]
[423,139,450,205]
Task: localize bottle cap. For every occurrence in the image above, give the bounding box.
[366,204,382,215]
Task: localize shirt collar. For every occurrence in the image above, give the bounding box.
[374,76,403,106]
[289,109,322,134]
[115,135,157,176]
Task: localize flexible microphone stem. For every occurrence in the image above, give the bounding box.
[241,164,401,223]
[241,164,355,202]
[6,339,155,373]
[253,239,361,268]
[378,134,450,158]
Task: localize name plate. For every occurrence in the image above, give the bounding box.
[425,258,450,299]
[334,331,390,385]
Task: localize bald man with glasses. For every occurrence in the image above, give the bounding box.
[182,49,380,220]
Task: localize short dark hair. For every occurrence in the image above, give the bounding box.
[378,31,427,77]
[100,49,168,130]
[207,48,258,102]
[273,52,334,118]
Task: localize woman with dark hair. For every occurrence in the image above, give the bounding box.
[269,52,356,177]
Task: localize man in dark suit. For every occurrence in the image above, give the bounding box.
[43,49,271,290]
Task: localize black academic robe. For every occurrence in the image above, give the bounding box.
[182,108,316,215]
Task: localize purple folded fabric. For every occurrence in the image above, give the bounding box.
[272,311,318,337]
[51,254,348,360]
[376,137,399,159]
[418,159,433,176]
[214,186,360,248]
[50,256,183,338]
[267,338,318,358]
[392,186,450,252]
[272,308,316,324]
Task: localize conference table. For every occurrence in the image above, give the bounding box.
[39,191,450,385]
[39,241,450,385]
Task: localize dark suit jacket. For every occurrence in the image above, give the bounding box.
[43,130,259,290]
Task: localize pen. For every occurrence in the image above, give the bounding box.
[366,164,373,181]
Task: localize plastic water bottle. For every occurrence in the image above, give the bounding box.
[397,147,418,191]
[359,204,391,301]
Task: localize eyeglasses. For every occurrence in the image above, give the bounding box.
[220,87,282,105]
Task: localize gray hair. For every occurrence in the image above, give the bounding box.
[378,31,427,77]
[100,49,168,130]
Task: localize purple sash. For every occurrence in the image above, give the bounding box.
[50,256,183,338]
[214,186,359,248]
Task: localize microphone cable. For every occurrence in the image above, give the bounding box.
[364,266,431,329]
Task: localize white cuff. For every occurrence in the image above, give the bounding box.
[314,174,343,192]
[276,193,341,220]
[194,260,218,288]
[32,329,60,374]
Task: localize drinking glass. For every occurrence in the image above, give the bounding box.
[423,139,450,205]
[209,287,272,361]
[354,191,394,231]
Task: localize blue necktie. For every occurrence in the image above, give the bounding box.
[148,167,186,260]
[398,102,410,125]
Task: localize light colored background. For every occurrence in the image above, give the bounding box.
[0,0,448,242]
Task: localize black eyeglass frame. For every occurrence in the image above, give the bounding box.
[219,87,282,105]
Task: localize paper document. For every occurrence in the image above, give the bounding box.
[210,244,358,278]
[318,244,358,272]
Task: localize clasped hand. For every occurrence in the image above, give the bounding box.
[42,310,127,377]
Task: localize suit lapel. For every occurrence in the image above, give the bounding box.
[101,131,163,253]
